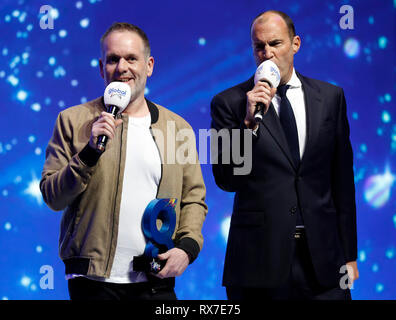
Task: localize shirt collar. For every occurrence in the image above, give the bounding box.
[285,68,301,89]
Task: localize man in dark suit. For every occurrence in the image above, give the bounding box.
[210,10,359,300]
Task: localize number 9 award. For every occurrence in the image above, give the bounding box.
[133,198,177,273]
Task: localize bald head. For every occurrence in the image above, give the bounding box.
[251,10,296,41]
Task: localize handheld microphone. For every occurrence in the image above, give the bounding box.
[96,81,131,152]
[253,60,281,122]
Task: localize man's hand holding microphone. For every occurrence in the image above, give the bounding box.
[89,82,131,152]
[244,60,281,130]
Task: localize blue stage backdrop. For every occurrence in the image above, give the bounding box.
[0,0,395,300]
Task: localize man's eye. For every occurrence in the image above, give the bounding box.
[107,57,118,63]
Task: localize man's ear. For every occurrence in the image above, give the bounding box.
[146,56,154,77]
[292,35,301,54]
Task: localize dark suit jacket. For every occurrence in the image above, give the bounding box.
[210,72,357,288]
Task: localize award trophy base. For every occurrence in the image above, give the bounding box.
[133,255,167,274]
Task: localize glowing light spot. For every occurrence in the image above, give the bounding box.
[2,189,8,197]
[4,222,12,230]
[7,75,19,86]
[364,166,395,209]
[368,16,374,24]
[144,87,150,95]
[5,15,11,22]
[2,48,8,56]
[378,36,387,49]
[80,18,90,28]
[358,250,366,262]
[90,59,98,67]
[12,10,20,18]
[54,66,66,78]
[384,94,391,102]
[31,103,41,112]
[58,29,67,38]
[71,79,78,87]
[382,111,391,123]
[80,96,87,103]
[58,100,65,108]
[26,24,33,31]
[386,248,395,259]
[18,12,27,23]
[375,283,384,292]
[221,216,231,243]
[352,112,358,120]
[17,90,28,102]
[360,144,367,153]
[372,264,379,272]
[198,37,206,46]
[28,135,36,143]
[343,38,360,58]
[50,8,59,20]
[24,173,43,205]
[21,276,31,287]
[334,34,341,46]
[36,71,43,78]
[48,57,56,66]
[76,1,83,9]
[35,147,42,155]
[36,245,43,253]
[393,215,396,228]
[10,55,20,69]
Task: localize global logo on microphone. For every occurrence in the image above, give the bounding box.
[108,87,128,99]
[270,65,280,83]
[254,60,280,88]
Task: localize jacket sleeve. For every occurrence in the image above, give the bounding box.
[331,88,358,262]
[40,112,100,211]
[174,127,208,263]
[210,94,252,192]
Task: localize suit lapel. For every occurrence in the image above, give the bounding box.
[297,72,324,167]
[261,103,297,170]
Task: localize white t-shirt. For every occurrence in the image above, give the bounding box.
[106,113,162,283]
[66,113,162,283]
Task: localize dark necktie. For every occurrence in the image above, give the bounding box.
[277,84,304,226]
[277,85,300,169]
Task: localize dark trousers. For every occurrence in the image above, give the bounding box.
[68,276,177,300]
[226,230,351,300]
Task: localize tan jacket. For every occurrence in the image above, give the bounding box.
[40,97,207,278]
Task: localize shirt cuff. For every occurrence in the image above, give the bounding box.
[175,237,200,264]
[78,143,102,167]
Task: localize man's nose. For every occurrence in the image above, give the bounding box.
[263,45,274,59]
[116,57,128,73]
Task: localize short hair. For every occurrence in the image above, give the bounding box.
[100,22,151,58]
[251,10,296,40]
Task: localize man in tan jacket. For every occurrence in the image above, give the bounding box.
[40,22,207,300]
